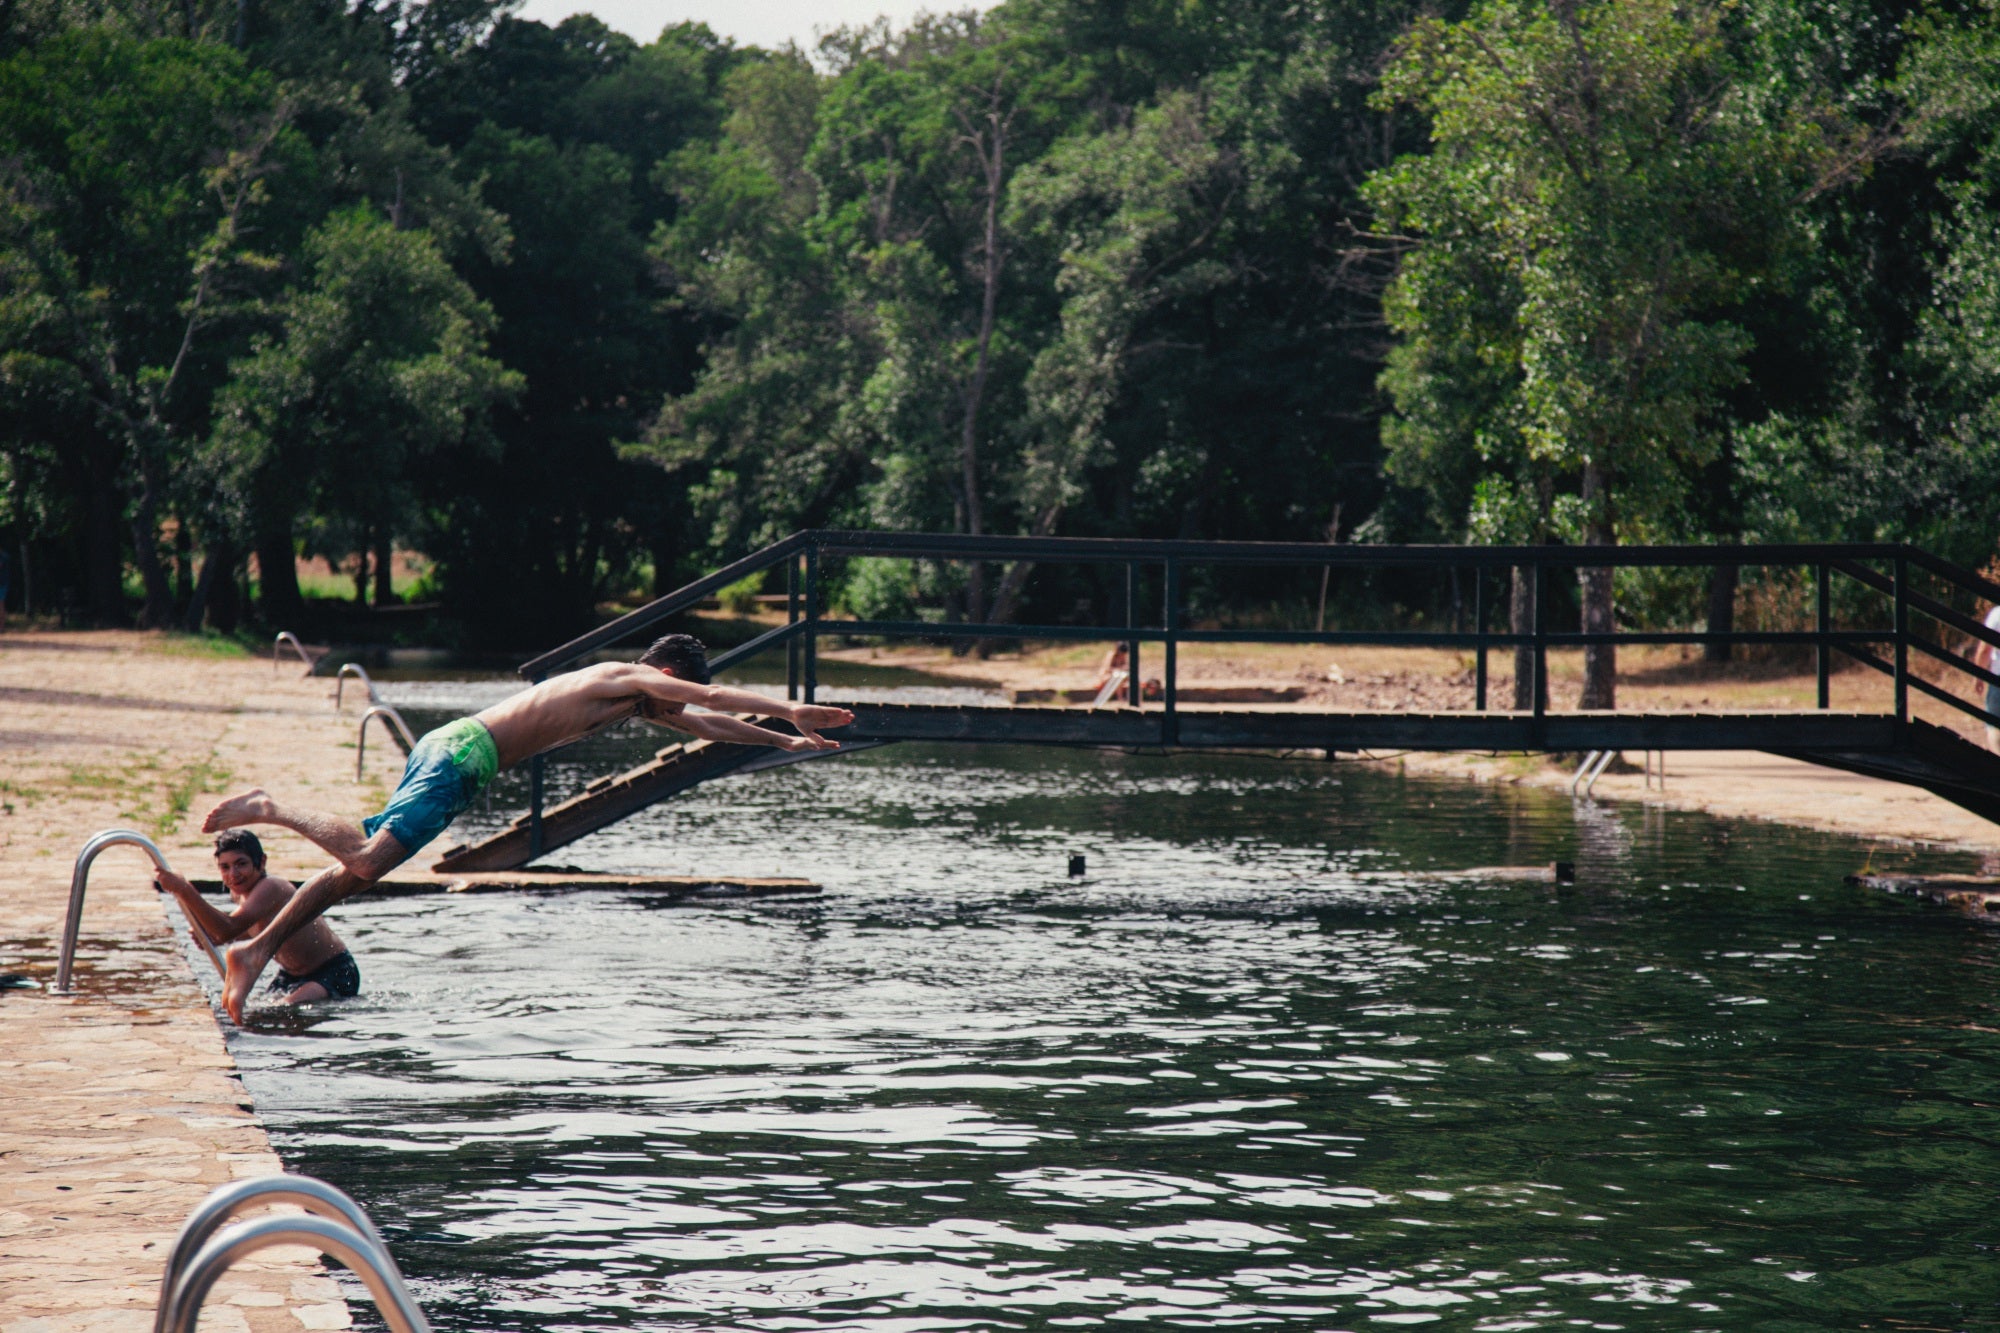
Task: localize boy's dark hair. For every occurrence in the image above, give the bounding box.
[637,632,711,684]
[214,829,266,868]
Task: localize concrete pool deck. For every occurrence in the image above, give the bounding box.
[0,631,394,1332]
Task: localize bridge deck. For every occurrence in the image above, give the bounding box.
[432,702,2000,873]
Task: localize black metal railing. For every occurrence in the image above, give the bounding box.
[512,532,2000,854]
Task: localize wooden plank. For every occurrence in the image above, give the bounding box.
[432,718,801,873]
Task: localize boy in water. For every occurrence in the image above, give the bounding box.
[200,633,853,1022]
[155,830,359,1005]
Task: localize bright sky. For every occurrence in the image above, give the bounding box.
[512,0,998,52]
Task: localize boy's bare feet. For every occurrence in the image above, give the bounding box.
[220,938,271,1023]
[202,788,277,833]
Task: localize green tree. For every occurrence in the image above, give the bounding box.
[209,206,519,614]
[1368,0,1838,707]
[0,30,304,625]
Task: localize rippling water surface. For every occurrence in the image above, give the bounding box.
[224,681,2000,1331]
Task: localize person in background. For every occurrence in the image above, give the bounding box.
[154,829,360,1005]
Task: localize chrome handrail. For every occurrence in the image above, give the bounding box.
[159,1197,431,1333]
[1573,748,1616,798]
[334,662,376,710]
[57,831,225,993]
[357,704,418,781]
[152,1175,410,1333]
[273,632,314,675]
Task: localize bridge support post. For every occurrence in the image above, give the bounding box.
[787,557,800,702]
[804,542,819,703]
[1894,554,1908,728]
[1473,567,1487,711]
[1162,557,1179,745]
[1531,561,1547,745]
[1124,561,1141,709]
[1816,562,1830,710]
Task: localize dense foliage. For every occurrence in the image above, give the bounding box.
[3,0,1998,645]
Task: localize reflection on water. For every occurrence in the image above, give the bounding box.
[228,698,2000,1331]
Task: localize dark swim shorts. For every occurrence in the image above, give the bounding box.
[271,949,360,1000]
[363,716,500,854]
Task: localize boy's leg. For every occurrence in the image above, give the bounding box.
[278,981,329,1005]
[219,842,402,1022]
[203,788,403,878]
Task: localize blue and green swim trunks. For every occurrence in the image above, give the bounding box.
[363,717,500,854]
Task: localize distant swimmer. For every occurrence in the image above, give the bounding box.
[154,830,360,1006]
[200,633,854,1022]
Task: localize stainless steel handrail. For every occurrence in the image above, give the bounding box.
[57,830,225,993]
[273,632,314,675]
[334,662,376,709]
[158,1195,432,1333]
[152,1175,411,1333]
[357,704,418,781]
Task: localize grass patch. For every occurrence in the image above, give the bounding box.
[0,777,42,816]
[153,630,256,660]
[160,752,231,836]
[59,750,231,835]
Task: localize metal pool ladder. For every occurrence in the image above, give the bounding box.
[153,1174,431,1333]
[356,703,418,780]
[334,661,377,709]
[57,830,225,994]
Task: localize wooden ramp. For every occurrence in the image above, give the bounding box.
[431,717,882,874]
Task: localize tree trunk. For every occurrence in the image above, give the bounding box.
[957,99,1009,627]
[183,537,217,632]
[209,539,240,632]
[1510,565,1544,711]
[86,480,124,624]
[1578,460,1616,711]
[351,549,369,605]
[127,509,175,629]
[174,519,194,611]
[373,531,396,606]
[255,523,304,623]
[1704,564,1738,664]
[979,504,1063,643]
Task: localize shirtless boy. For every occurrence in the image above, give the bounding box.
[200,633,854,1021]
[155,830,360,1005]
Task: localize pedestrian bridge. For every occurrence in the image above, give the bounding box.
[432,531,2000,873]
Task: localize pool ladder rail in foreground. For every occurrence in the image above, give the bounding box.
[154,1174,431,1333]
[57,830,225,994]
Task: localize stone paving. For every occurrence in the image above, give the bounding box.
[1,630,409,1333]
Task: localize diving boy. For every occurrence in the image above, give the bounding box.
[155,830,360,1005]
[200,633,854,1022]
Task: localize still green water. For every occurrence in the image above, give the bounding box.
[225,693,2000,1331]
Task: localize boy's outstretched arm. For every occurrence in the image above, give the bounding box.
[665,710,841,751]
[627,667,854,742]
